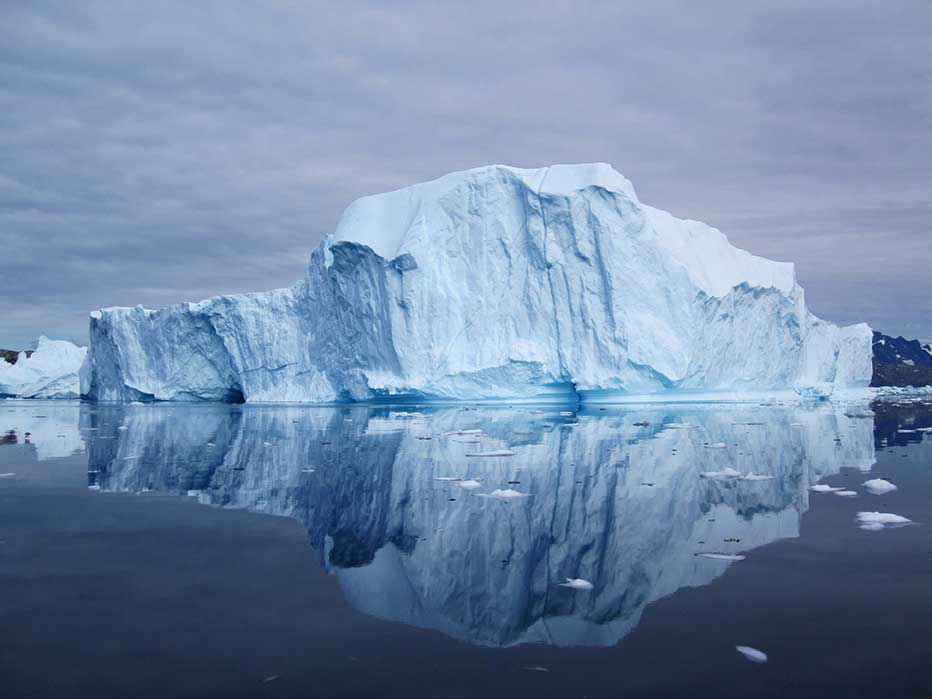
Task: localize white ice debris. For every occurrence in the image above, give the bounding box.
[0,472,16,478]
[699,467,742,479]
[810,484,844,493]
[558,578,594,590]
[862,478,897,495]
[479,488,530,499]
[696,552,746,561]
[457,479,482,489]
[735,646,768,663]
[856,511,912,530]
[0,337,86,399]
[80,163,873,403]
[465,450,516,457]
[834,490,857,497]
[739,472,774,481]
[705,442,727,449]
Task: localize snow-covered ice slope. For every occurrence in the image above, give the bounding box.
[82,163,872,403]
[0,336,86,399]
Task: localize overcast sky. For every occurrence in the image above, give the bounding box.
[2,1,930,349]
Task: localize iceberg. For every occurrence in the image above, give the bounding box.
[81,163,872,403]
[0,336,86,399]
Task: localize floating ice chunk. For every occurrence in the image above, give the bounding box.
[665,422,695,429]
[559,411,574,416]
[529,410,545,415]
[834,490,857,497]
[735,646,768,663]
[434,476,462,481]
[457,479,482,489]
[897,429,917,434]
[465,450,516,457]
[521,666,551,672]
[0,472,15,478]
[844,410,875,418]
[739,472,774,481]
[479,488,529,499]
[87,484,100,491]
[810,484,844,493]
[699,467,742,479]
[917,427,932,432]
[558,578,594,590]
[856,512,911,529]
[705,442,727,449]
[444,429,482,436]
[301,467,315,473]
[696,552,746,561]
[862,478,897,495]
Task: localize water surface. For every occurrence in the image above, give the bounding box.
[1,399,930,697]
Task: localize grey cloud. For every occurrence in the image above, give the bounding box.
[1,0,930,348]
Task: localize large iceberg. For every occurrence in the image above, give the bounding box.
[0,336,86,399]
[81,163,872,403]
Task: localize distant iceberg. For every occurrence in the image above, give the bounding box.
[0,336,86,399]
[81,164,872,403]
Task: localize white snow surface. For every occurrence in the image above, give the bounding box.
[0,337,86,399]
[81,163,873,403]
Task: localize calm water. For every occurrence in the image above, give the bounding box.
[1,399,931,698]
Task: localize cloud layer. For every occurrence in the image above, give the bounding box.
[2,1,930,348]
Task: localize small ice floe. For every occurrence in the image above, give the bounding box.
[479,488,529,499]
[301,468,315,474]
[665,422,695,429]
[695,552,746,562]
[856,511,912,530]
[735,645,768,663]
[263,441,273,446]
[897,429,917,434]
[186,489,201,497]
[560,422,578,428]
[844,410,875,419]
[465,450,516,457]
[434,476,462,481]
[529,410,545,415]
[705,442,727,449]
[810,484,844,493]
[262,674,280,683]
[457,479,482,489]
[834,490,858,497]
[117,425,128,430]
[790,422,804,428]
[0,472,15,478]
[558,578,594,590]
[699,467,742,479]
[445,429,482,436]
[87,484,101,491]
[521,666,551,673]
[862,478,897,495]
[559,411,574,417]
[121,455,140,460]
[739,472,774,481]
[917,427,932,432]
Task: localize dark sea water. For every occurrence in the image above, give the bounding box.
[1,398,931,698]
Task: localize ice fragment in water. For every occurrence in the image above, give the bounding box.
[736,646,768,663]
[558,578,594,590]
[862,478,897,495]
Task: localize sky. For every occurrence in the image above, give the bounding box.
[1,1,931,349]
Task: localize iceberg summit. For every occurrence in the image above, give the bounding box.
[81,163,872,403]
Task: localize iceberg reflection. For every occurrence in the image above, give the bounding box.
[78,402,875,647]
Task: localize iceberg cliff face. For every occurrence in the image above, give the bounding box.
[0,336,86,399]
[82,163,872,403]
